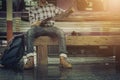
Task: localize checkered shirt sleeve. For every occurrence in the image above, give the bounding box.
[29,4,65,26]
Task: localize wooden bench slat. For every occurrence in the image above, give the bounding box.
[34,36,120,46]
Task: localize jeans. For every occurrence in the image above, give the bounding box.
[25,26,68,55]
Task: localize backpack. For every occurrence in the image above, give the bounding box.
[0,34,25,70]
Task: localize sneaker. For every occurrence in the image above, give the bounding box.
[24,56,34,70]
[23,53,35,70]
[59,54,72,69]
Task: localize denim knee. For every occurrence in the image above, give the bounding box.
[27,28,35,37]
[56,29,65,39]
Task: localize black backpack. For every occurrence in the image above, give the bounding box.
[0,34,25,70]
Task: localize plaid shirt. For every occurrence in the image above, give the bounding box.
[29,3,64,27]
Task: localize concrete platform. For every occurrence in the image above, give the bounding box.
[0,57,120,80]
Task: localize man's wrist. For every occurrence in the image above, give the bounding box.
[31,21,41,26]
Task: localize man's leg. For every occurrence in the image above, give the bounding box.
[45,27,72,68]
[24,27,36,69]
[24,27,46,69]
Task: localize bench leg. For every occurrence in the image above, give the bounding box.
[36,45,48,66]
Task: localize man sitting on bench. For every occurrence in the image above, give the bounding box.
[24,0,74,69]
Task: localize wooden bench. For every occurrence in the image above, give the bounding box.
[34,36,120,68]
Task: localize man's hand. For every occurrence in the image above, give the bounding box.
[31,21,41,27]
[61,7,75,18]
[41,17,52,23]
[70,7,75,13]
[67,7,75,14]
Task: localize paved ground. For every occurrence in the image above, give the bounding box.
[0,57,120,80]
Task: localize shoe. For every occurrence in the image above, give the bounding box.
[60,56,72,69]
[24,56,34,70]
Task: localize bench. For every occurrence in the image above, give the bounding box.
[34,36,120,69]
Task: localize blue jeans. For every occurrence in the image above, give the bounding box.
[25,26,68,55]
